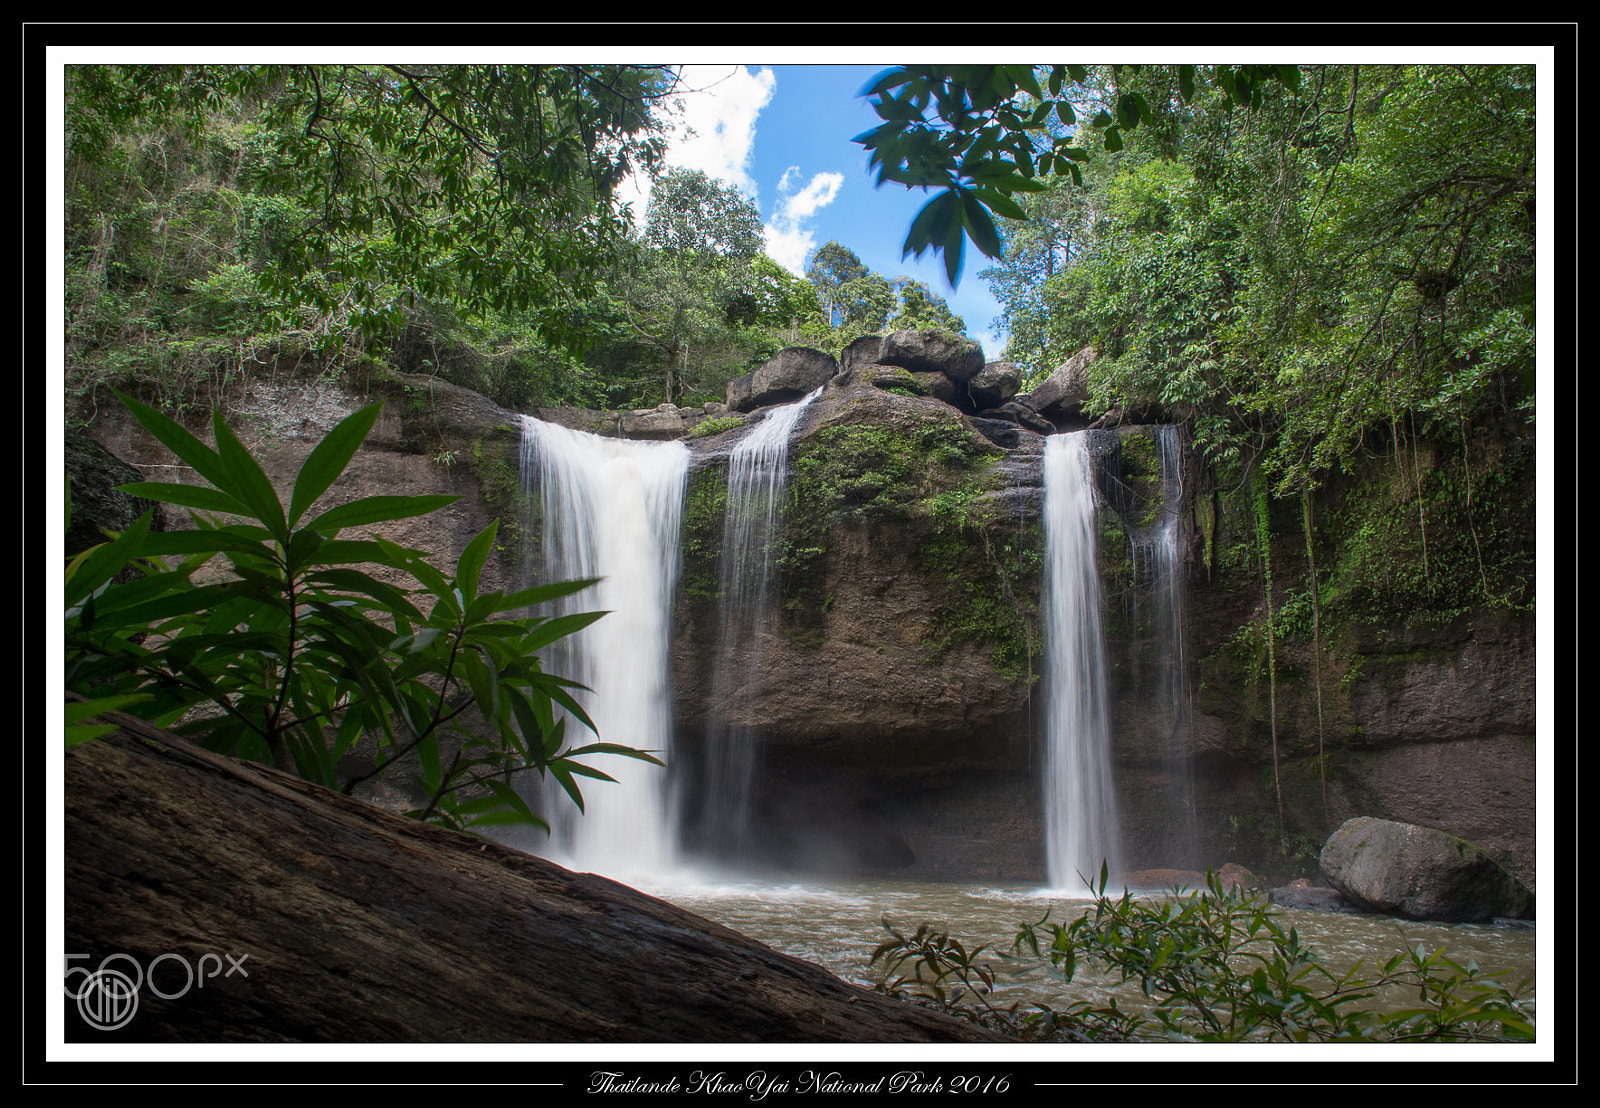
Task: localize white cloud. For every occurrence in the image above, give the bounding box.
[763,167,845,276]
[616,64,775,229]
[611,65,841,279]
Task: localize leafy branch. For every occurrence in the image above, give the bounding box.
[854,64,1301,286]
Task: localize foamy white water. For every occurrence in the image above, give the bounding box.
[519,417,689,883]
[1041,432,1122,893]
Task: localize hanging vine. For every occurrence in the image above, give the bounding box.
[1254,468,1284,835]
[1302,488,1327,819]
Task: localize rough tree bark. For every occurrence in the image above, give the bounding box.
[63,713,1007,1043]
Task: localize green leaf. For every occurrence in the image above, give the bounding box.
[64,509,154,610]
[305,494,461,534]
[518,610,606,655]
[454,520,498,605]
[974,186,1028,223]
[64,695,151,746]
[548,760,586,812]
[113,391,234,493]
[115,481,250,517]
[288,402,382,528]
[211,410,288,544]
[563,741,665,768]
[903,190,961,262]
[958,188,1004,261]
[1006,65,1043,103]
[494,577,601,613]
[461,647,500,724]
[859,66,912,99]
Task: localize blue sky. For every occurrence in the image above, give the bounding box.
[620,63,1011,359]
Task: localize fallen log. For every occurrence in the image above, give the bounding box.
[63,714,1007,1043]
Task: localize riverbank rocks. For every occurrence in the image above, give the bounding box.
[1269,885,1358,913]
[726,346,839,412]
[65,433,168,557]
[1318,817,1533,923]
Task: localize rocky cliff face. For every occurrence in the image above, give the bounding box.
[77,344,1538,890]
[671,381,1047,879]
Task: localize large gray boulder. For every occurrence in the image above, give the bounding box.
[1019,346,1097,422]
[1319,816,1533,923]
[726,346,838,412]
[966,361,1022,410]
[840,330,985,382]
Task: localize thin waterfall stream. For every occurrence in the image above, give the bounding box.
[696,387,824,865]
[1129,424,1199,866]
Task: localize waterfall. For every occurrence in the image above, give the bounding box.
[517,417,689,882]
[695,387,823,865]
[1041,431,1122,893]
[1128,424,1199,867]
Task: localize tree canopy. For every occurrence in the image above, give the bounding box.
[66,63,681,352]
[964,63,1534,491]
[853,64,1302,286]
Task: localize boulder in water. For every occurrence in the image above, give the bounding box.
[1318,816,1533,923]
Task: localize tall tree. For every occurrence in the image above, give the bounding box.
[804,240,871,327]
[613,168,774,402]
[888,278,966,334]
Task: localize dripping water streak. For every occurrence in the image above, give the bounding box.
[1042,432,1122,893]
[518,416,689,883]
[1125,426,1199,867]
[1152,425,1198,865]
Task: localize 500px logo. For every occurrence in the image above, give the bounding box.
[64,952,250,1031]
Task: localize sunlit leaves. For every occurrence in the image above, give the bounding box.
[73,63,678,355]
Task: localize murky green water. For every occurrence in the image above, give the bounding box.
[633,872,1538,1037]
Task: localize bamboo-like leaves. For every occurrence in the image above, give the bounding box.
[65,395,645,838]
[288,402,381,528]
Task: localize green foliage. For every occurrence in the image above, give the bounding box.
[1318,432,1534,623]
[64,394,659,833]
[778,420,1036,672]
[968,64,1533,498]
[1015,869,1534,1042]
[871,918,1128,1042]
[872,869,1535,1043]
[854,64,1299,285]
[600,169,806,406]
[684,415,747,439]
[62,63,684,419]
[803,241,968,349]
